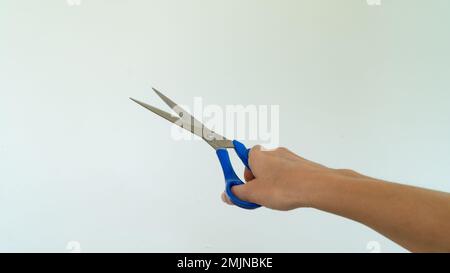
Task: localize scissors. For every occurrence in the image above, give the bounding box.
[130,88,261,209]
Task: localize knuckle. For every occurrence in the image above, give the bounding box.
[249,145,262,158]
[337,169,357,176]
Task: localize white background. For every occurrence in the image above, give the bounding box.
[1,0,449,252]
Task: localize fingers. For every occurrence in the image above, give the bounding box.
[221,179,262,207]
[231,181,254,201]
[248,145,263,170]
[221,145,265,207]
[221,167,255,206]
[221,192,233,205]
[244,168,255,182]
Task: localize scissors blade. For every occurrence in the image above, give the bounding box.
[191,125,235,149]
[132,90,234,150]
[152,87,178,111]
[152,87,203,123]
[130,97,179,124]
[152,88,235,149]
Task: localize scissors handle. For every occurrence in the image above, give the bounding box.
[216,140,261,210]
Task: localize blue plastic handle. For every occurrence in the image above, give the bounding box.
[216,140,261,210]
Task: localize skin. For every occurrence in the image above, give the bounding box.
[221,146,450,253]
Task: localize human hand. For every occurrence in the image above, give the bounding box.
[221,145,363,210]
[221,145,450,252]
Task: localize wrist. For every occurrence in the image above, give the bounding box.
[299,169,370,210]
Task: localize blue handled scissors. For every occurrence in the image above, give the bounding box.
[130,88,261,209]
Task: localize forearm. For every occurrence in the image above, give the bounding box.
[226,146,450,252]
[306,172,450,252]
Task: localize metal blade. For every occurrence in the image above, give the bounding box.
[190,125,235,149]
[130,97,179,124]
[152,87,203,124]
[152,87,178,110]
[132,91,234,150]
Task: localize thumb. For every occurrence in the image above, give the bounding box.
[230,179,263,205]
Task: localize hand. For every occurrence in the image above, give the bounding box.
[221,145,361,210]
[221,145,450,252]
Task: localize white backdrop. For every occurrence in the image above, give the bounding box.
[1,0,449,252]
